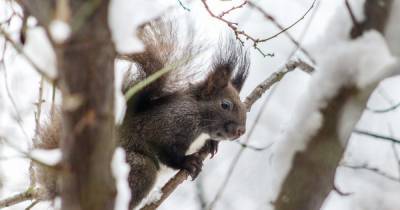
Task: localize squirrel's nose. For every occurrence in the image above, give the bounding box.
[236,126,246,137]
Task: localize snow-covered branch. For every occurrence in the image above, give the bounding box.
[273,1,398,209]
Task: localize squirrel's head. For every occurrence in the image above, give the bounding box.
[192,43,249,141]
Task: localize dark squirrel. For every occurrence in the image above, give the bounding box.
[35,20,250,208]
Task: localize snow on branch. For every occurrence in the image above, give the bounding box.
[272,1,398,210]
[112,148,131,210]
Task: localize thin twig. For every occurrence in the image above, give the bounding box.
[0,188,38,208]
[353,129,400,144]
[367,102,400,113]
[332,184,352,196]
[219,0,248,17]
[345,0,362,36]
[341,163,399,182]
[244,59,314,111]
[236,141,274,151]
[0,26,54,82]
[0,137,59,170]
[51,80,57,115]
[177,0,191,11]
[33,77,45,145]
[201,0,316,58]
[201,0,273,57]
[388,124,400,178]
[30,77,45,187]
[257,0,316,43]
[248,1,316,64]
[286,0,320,63]
[0,57,30,140]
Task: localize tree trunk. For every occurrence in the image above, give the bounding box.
[56,1,116,210]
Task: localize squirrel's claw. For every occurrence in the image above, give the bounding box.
[203,139,219,158]
[182,153,203,180]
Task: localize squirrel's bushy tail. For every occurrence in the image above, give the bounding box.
[121,19,201,113]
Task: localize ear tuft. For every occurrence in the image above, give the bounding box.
[231,50,250,92]
[194,35,250,98]
[203,63,233,95]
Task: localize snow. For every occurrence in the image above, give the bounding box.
[111,147,131,210]
[269,0,398,205]
[24,27,58,79]
[49,20,71,44]
[108,0,175,53]
[143,187,163,205]
[30,148,61,166]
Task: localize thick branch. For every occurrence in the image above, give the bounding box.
[275,1,393,210]
[55,1,117,210]
[275,86,359,210]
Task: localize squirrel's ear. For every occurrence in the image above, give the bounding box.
[198,64,233,97]
[231,66,249,92]
[231,50,249,92]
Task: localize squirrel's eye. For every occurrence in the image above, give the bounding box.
[221,99,233,111]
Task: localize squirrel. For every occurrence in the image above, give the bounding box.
[34,19,250,208]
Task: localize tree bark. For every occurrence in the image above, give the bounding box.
[274,87,359,210]
[56,1,117,210]
[17,2,117,209]
[274,1,393,210]
[17,0,118,209]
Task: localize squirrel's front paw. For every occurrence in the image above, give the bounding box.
[202,139,219,158]
[182,153,203,180]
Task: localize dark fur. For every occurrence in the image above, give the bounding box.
[120,20,250,208]
[35,19,250,209]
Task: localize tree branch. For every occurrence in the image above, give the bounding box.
[201,0,316,57]
[341,163,400,182]
[244,59,314,111]
[0,187,44,208]
[247,1,316,64]
[0,27,55,83]
[274,1,394,209]
[353,129,400,144]
[366,101,400,113]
